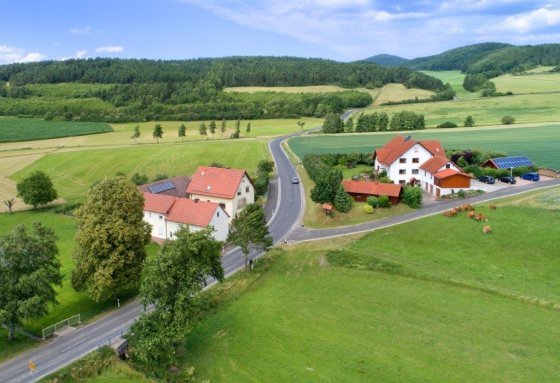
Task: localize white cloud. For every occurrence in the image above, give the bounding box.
[75,50,88,59]
[0,45,46,64]
[95,46,124,53]
[69,26,92,35]
[500,6,560,32]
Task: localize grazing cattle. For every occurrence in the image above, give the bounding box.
[489,205,496,210]
[483,225,492,234]
[475,213,487,222]
[462,204,474,211]
[467,211,475,219]
[443,209,457,218]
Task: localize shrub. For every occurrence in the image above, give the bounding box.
[379,176,393,184]
[501,115,515,125]
[464,115,475,127]
[402,186,422,208]
[257,160,275,173]
[457,190,466,198]
[437,121,458,129]
[367,196,379,208]
[151,173,168,182]
[378,195,391,208]
[130,172,149,186]
[254,172,269,196]
[363,204,374,214]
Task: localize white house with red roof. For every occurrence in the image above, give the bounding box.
[186,166,255,219]
[374,135,472,197]
[143,192,229,242]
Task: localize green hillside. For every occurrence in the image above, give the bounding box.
[362,54,409,67]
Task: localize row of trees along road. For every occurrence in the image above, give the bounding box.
[1,171,272,359]
[323,111,425,134]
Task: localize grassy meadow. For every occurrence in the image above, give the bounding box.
[12,139,270,201]
[421,70,480,100]
[374,83,434,105]
[178,187,560,382]
[493,72,560,94]
[289,123,560,169]
[0,117,112,142]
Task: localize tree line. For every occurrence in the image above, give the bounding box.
[323,111,425,133]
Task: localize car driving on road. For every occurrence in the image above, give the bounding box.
[291,177,299,184]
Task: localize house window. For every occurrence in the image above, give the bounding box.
[399,158,406,164]
[446,163,451,169]
[412,158,420,163]
[399,169,406,175]
[412,169,419,175]
[424,171,426,177]
[217,211,220,217]
[237,189,241,196]
[246,186,250,193]
[159,215,163,220]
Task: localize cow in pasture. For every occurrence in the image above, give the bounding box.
[483,225,492,234]
[489,205,496,210]
[467,211,475,219]
[475,213,488,222]
[462,204,474,211]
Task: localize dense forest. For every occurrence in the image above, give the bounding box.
[0,57,446,122]
[364,42,560,77]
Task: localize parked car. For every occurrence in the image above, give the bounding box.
[521,172,540,181]
[291,177,299,184]
[499,176,517,184]
[478,175,495,184]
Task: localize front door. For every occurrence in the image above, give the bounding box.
[436,188,440,198]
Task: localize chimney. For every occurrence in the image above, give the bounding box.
[201,171,205,176]
[436,148,440,153]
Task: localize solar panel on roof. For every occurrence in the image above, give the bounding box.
[492,156,533,169]
[148,181,175,194]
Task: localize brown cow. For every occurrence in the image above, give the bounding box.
[475,213,488,222]
[483,225,492,234]
[462,204,474,211]
[467,211,475,219]
[489,205,496,210]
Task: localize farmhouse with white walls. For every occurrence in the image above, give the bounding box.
[373,135,472,197]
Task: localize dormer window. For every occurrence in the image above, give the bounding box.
[446,163,451,169]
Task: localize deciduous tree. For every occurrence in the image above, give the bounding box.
[152,124,163,143]
[178,123,186,141]
[3,198,15,214]
[228,204,272,269]
[334,185,352,212]
[0,223,62,341]
[199,122,207,139]
[16,171,58,209]
[246,122,251,134]
[221,118,226,138]
[464,115,475,127]
[71,176,151,302]
[209,120,217,138]
[131,125,141,143]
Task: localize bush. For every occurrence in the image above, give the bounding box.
[378,195,391,208]
[52,201,82,216]
[502,115,515,125]
[457,190,466,198]
[254,172,269,196]
[363,204,374,214]
[366,196,379,208]
[378,176,393,184]
[257,160,274,173]
[464,115,475,127]
[130,172,149,186]
[437,121,458,129]
[402,186,422,208]
[151,173,168,182]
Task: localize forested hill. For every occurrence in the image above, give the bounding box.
[0,56,443,90]
[362,54,409,67]
[364,42,560,76]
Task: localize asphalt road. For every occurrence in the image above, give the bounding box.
[1,126,558,382]
[0,131,305,383]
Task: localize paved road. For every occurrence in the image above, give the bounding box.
[1,126,558,382]
[0,132,305,383]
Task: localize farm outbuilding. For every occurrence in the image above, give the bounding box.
[481,156,534,169]
[342,180,402,204]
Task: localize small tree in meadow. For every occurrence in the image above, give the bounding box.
[246,122,251,135]
[209,120,217,138]
[153,124,163,143]
[221,118,226,138]
[131,125,141,143]
[17,171,58,209]
[464,115,475,127]
[502,115,515,125]
[297,120,306,131]
[3,198,15,214]
[199,122,207,139]
[178,124,186,141]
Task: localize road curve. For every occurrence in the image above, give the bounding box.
[0,130,305,383]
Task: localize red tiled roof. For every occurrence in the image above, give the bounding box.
[433,169,472,179]
[374,136,416,166]
[420,140,445,157]
[419,156,450,173]
[138,176,191,198]
[166,198,221,227]
[143,193,176,214]
[342,180,402,198]
[321,203,333,211]
[187,166,248,199]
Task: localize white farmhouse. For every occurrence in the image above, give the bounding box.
[374,135,472,198]
[143,193,229,242]
[186,166,255,219]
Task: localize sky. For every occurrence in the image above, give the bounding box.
[1,0,560,64]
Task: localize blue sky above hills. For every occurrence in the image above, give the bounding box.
[1,0,559,64]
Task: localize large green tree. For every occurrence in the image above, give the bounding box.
[310,169,342,204]
[322,113,344,134]
[16,171,58,209]
[334,185,353,212]
[71,176,151,302]
[129,227,224,366]
[0,223,62,341]
[228,204,272,269]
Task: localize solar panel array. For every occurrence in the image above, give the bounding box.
[493,156,533,169]
[148,181,175,194]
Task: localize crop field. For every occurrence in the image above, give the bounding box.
[179,188,560,382]
[373,83,434,105]
[12,139,270,201]
[289,123,560,169]
[493,72,560,94]
[0,117,112,142]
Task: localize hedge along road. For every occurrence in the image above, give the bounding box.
[1,126,559,382]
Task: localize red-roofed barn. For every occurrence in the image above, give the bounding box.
[342,180,402,205]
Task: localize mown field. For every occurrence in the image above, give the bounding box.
[493,72,560,94]
[288,123,560,169]
[12,139,270,201]
[373,83,434,105]
[0,117,112,142]
[0,211,159,360]
[421,70,479,100]
[179,188,560,382]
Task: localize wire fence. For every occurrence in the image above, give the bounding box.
[42,314,81,340]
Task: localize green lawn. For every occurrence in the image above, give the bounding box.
[182,189,560,381]
[289,123,560,169]
[0,210,158,356]
[421,70,480,100]
[0,329,37,362]
[0,117,112,142]
[12,139,270,201]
